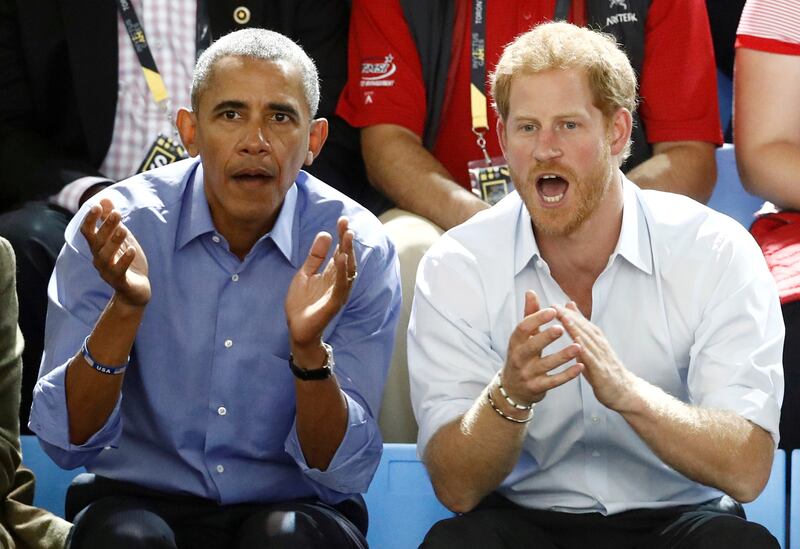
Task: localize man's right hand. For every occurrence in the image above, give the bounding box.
[80,198,150,307]
[501,290,583,406]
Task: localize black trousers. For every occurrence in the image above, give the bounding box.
[780,301,800,450]
[421,493,778,549]
[65,473,369,549]
[0,201,70,434]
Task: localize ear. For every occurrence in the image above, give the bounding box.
[496,117,508,157]
[608,108,633,157]
[304,118,329,166]
[176,108,200,157]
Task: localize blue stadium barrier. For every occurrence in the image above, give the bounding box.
[743,448,786,548]
[707,143,764,229]
[791,449,800,549]
[364,444,788,548]
[18,436,790,545]
[364,443,454,548]
[20,434,83,518]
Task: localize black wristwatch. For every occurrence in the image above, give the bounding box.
[288,342,335,381]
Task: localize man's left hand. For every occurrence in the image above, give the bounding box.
[556,303,638,412]
[285,217,357,351]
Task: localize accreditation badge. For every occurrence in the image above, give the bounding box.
[137,133,188,174]
[468,156,514,206]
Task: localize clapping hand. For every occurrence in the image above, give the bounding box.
[500,291,584,406]
[80,198,150,308]
[556,302,635,412]
[285,217,357,348]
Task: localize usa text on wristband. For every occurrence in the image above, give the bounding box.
[81,336,129,375]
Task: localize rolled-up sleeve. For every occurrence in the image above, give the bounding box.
[28,203,125,469]
[687,230,784,445]
[408,234,505,455]
[284,236,401,501]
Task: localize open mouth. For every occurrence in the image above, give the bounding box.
[537,173,569,205]
[231,167,275,185]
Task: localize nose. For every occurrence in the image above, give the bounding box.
[239,123,270,155]
[532,128,562,162]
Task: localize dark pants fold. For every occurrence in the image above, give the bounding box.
[66,473,368,549]
[421,493,778,549]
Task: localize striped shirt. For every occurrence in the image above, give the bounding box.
[737,0,800,54]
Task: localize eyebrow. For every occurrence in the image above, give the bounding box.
[267,102,300,119]
[211,100,247,114]
[209,100,301,120]
[512,111,587,122]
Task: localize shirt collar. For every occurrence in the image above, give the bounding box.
[176,159,214,250]
[513,174,653,276]
[176,158,299,262]
[613,177,653,275]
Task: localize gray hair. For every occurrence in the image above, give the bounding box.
[191,28,320,116]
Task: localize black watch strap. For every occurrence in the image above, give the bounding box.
[288,342,334,381]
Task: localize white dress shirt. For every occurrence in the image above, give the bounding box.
[409,176,784,514]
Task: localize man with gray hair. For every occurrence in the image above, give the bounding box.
[409,22,782,548]
[29,28,401,549]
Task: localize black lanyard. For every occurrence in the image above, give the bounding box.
[195,0,211,58]
[468,0,572,160]
[470,0,490,160]
[115,0,210,105]
[554,0,572,21]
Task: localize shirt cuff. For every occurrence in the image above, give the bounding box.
[285,391,382,501]
[49,176,113,214]
[28,362,124,469]
[699,387,781,446]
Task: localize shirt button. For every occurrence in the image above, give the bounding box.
[592,450,601,458]
[216,464,225,473]
[231,274,239,282]
[224,339,233,348]
[592,416,600,423]
[212,235,221,243]
[218,406,227,416]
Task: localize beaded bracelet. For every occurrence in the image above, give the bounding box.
[81,336,129,375]
[486,387,534,424]
[495,373,534,411]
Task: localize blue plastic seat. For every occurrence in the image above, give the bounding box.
[20,434,83,518]
[743,448,786,548]
[364,443,454,548]
[366,444,788,548]
[706,143,765,229]
[790,449,800,548]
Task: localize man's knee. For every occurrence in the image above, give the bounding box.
[704,515,779,549]
[68,498,177,549]
[421,513,500,548]
[670,513,780,549]
[235,505,364,549]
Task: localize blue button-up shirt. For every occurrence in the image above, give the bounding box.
[30,157,402,505]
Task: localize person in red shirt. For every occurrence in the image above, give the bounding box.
[735,0,800,450]
[338,0,723,442]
